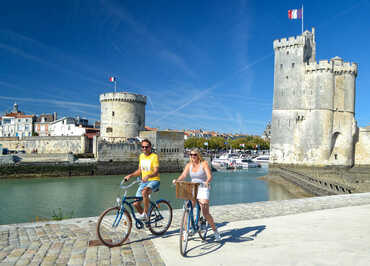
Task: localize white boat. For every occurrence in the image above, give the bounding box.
[211,152,239,170]
[252,155,270,166]
[235,158,261,169]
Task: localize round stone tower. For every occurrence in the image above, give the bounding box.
[99,92,146,141]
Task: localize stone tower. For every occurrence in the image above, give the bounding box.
[99,92,146,141]
[270,28,358,166]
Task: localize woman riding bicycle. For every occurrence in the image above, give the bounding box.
[173,148,221,241]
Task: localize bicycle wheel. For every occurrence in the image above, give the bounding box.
[198,215,209,240]
[97,207,132,247]
[148,199,173,235]
[179,209,190,257]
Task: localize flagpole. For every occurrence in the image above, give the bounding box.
[114,80,117,93]
[302,4,304,34]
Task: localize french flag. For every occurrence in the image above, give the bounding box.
[109,76,117,82]
[288,9,302,19]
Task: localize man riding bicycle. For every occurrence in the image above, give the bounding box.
[123,139,160,220]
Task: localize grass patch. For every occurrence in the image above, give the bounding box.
[51,208,74,221]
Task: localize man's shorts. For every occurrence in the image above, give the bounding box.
[136,180,160,198]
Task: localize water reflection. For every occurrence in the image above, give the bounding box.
[0,168,306,225]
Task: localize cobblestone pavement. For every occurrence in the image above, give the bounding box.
[0,216,165,266]
[1,192,370,265]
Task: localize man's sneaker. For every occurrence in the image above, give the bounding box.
[137,212,148,220]
[214,230,221,241]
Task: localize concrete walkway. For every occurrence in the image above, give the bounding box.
[153,204,370,266]
[1,192,370,265]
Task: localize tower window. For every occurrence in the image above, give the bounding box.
[112,111,115,116]
[287,51,289,55]
[292,63,295,68]
[286,76,288,79]
[106,127,112,133]
[280,64,283,69]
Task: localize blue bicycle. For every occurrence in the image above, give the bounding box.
[97,178,173,247]
[176,181,209,256]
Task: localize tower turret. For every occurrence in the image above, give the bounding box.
[99,92,146,142]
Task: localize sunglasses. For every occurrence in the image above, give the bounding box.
[141,146,150,149]
[189,153,198,157]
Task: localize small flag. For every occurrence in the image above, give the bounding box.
[288,9,302,19]
[240,143,245,148]
[109,77,117,82]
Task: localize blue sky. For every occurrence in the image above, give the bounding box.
[0,0,369,135]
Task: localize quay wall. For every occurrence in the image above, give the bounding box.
[269,165,370,196]
[0,136,89,154]
[0,159,185,179]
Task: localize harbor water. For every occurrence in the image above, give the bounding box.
[0,167,304,225]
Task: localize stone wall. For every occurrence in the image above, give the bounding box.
[0,136,89,154]
[0,155,15,165]
[0,158,185,179]
[96,141,141,161]
[355,127,370,165]
[269,165,370,196]
[140,130,184,160]
[15,153,75,163]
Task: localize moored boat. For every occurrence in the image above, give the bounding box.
[235,158,261,169]
[252,155,270,167]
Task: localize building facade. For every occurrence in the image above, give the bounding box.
[0,103,34,137]
[49,117,87,136]
[34,113,57,136]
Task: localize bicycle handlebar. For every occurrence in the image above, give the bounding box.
[120,177,141,189]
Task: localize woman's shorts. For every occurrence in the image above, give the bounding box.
[136,180,160,198]
[197,185,210,200]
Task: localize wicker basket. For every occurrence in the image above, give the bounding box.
[176,181,199,200]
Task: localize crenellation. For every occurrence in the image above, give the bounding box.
[333,62,358,76]
[99,92,146,104]
[273,35,305,49]
[305,60,333,73]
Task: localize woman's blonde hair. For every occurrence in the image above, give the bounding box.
[190,148,203,162]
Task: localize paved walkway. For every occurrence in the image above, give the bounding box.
[1,192,370,265]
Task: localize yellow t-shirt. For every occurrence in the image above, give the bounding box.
[139,153,160,181]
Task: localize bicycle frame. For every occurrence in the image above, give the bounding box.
[184,199,201,233]
[97,178,173,247]
[116,179,167,229]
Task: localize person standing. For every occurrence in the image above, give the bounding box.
[124,139,160,220]
[173,148,221,241]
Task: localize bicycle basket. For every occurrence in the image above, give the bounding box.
[176,182,199,200]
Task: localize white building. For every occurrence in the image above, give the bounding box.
[0,103,34,137]
[49,117,87,136]
[34,113,57,136]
